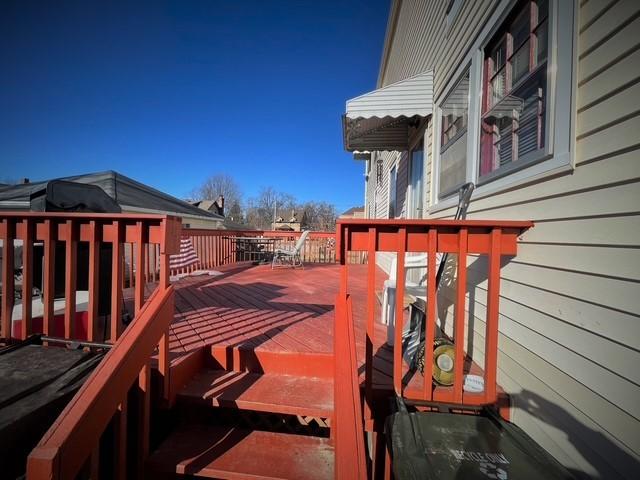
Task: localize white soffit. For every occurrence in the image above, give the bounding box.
[342,70,434,152]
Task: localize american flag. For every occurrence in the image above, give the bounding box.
[169,237,199,270]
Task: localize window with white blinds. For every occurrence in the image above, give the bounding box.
[432,0,575,208]
[480,0,548,179]
[439,71,469,197]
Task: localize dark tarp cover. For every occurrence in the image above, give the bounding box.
[387,405,574,480]
[0,170,223,220]
[31,180,122,212]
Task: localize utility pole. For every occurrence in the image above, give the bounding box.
[273,199,277,230]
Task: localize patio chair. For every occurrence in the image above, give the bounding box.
[383,252,442,345]
[382,182,475,346]
[271,230,310,269]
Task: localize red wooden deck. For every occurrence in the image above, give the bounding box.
[160,262,504,408]
[167,262,387,364]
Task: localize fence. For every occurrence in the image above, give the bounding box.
[173,228,349,276]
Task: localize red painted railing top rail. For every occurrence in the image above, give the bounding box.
[333,219,532,477]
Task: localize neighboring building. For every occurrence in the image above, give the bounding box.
[343,0,640,478]
[338,206,365,220]
[190,197,225,217]
[0,171,224,229]
[272,211,302,231]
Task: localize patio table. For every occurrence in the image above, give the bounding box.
[227,237,277,265]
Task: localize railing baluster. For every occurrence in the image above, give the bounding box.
[115,399,127,480]
[365,227,376,421]
[87,221,100,342]
[64,220,77,339]
[394,227,407,395]
[111,221,123,342]
[423,228,437,401]
[137,362,151,477]
[128,242,135,289]
[484,228,502,404]
[21,219,34,339]
[90,444,100,480]
[134,222,146,315]
[1,219,15,340]
[454,228,468,403]
[209,234,214,267]
[42,220,55,337]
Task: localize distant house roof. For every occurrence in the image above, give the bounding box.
[191,199,217,211]
[0,170,223,221]
[340,206,365,218]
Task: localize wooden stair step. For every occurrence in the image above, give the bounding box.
[147,423,334,480]
[178,368,334,418]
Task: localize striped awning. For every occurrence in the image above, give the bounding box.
[342,70,433,152]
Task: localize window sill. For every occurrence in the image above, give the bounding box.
[429,151,574,215]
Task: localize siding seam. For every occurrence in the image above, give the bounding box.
[579,42,640,86]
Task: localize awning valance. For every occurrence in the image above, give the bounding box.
[342,70,433,152]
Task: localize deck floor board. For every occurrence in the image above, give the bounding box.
[151,263,402,393]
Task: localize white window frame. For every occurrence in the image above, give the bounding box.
[435,65,473,200]
[407,131,427,219]
[388,159,398,219]
[431,0,577,212]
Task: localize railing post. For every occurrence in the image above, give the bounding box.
[454,228,468,403]
[393,228,407,395]
[423,228,437,401]
[365,227,376,422]
[484,228,502,404]
[64,219,77,340]
[1,219,15,340]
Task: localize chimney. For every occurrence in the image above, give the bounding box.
[215,195,225,216]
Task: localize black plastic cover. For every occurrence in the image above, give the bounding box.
[31,179,122,212]
[388,408,574,480]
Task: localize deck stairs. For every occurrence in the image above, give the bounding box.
[146,345,337,479]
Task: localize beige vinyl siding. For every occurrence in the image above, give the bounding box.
[368,152,406,271]
[370,0,640,478]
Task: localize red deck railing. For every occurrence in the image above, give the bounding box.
[0,212,181,480]
[1,212,181,343]
[174,228,339,275]
[333,219,532,477]
[27,285,175,479]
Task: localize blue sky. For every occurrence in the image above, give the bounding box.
[0,0,389,212]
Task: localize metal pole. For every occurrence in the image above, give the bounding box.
[273,199,277,230]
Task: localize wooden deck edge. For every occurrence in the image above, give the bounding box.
[209,345,335,378]
[166,347,206,406]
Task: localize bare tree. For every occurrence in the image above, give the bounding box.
[245,187,297,230]
[227,201,244,223]
[190,173,242,209]
[300,201,337,231]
